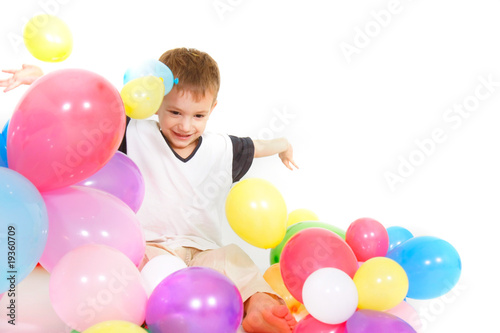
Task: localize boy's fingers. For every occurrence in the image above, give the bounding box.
[3,82,21,92]
[1,69,18,74]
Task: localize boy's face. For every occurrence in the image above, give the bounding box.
[156,88,217,156]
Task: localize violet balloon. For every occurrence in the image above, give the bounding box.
[346,310,417,333]
[146,267,243,333]
[76,151,145,212]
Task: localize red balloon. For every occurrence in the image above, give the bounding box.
[294,315,346,333]
[280,228,358,303]
[346,217,389,262]
[7,69,125,192]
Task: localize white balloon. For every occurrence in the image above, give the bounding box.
[0,266,72,333]
[302,267,358,325]
[140,254,187,296]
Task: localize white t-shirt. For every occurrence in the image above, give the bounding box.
[123,119,254,250]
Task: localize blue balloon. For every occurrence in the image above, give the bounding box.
[123,59,178,95]
[0,120,8,168]
[386,236,461,299]
[0,167,48,293]
[387,226,413,251]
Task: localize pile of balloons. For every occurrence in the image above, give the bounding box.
[266,217,461,332]
[0,67,148,332]
[226,179,462,332]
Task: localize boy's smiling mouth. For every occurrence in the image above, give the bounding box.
[173,131,193,140]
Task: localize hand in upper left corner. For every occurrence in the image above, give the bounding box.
[0,64,43,92]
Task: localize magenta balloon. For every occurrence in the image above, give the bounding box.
[345,310,417,333]
[76,151,145,212]
[280,228,358,303]
[39,186,145,272]
[295,315,346,333]
[346,217,389,262]
[7,68,125,192]
[146,267,243,333]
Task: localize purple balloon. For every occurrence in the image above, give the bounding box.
[76,151,145,212]
[146,267,243,333]
[346,310,417,333]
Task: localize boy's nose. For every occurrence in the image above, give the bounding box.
[180,117,192,132]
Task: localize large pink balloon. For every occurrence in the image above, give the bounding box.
[7,69,125,192]
[49,244,147,332]
[280,228,358,303]
[346,217,389,262]
[40,186,145,272]
[76,151,145,212]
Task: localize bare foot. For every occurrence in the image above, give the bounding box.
[242,292,297,333]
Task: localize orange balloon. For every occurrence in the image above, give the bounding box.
[263,263,301,313]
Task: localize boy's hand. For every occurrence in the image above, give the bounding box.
[279,143,298,171]
[0,64,43,92]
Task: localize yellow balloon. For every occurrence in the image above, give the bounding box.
[82,320,147,333]
[23,14,73,62]
[263,263,302,313]
[287,208,319,227]
[225,178,287,248]
[353,257,409,311]
[293,304,309,322]
[121,76,165,119]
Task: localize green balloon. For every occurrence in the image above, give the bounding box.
[269,221,346,265]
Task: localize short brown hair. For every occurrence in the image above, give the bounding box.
[159,48,220,102]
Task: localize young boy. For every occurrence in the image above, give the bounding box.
[1,48,298,332]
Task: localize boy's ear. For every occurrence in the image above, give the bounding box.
[209,100,218,114]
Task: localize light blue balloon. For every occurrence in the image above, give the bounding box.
[123,59,178,95]
[0,120,9,168]
[0,167,48,294]
[386,236,461,300]
[386,226,413,251]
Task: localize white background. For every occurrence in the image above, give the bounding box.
[1,0,499,332]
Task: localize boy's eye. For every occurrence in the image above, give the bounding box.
[195,114,205,118]
[169,111,180,116]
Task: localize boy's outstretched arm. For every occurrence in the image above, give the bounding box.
[0,64,43,92]
[253,138,298,171]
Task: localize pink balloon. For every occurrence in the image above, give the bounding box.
[385,301,423,332]
[76,151,145,212]
[49,244,147,332]
[346,217,389,261]
[294,315,346,333]
[280,228,358,303]
[40,186,145,272]
[7,69,125,192]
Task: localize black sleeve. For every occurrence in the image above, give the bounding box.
[118,116,131,154]
[229,135,254,182]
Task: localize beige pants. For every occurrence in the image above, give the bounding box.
[139,243,278,303]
